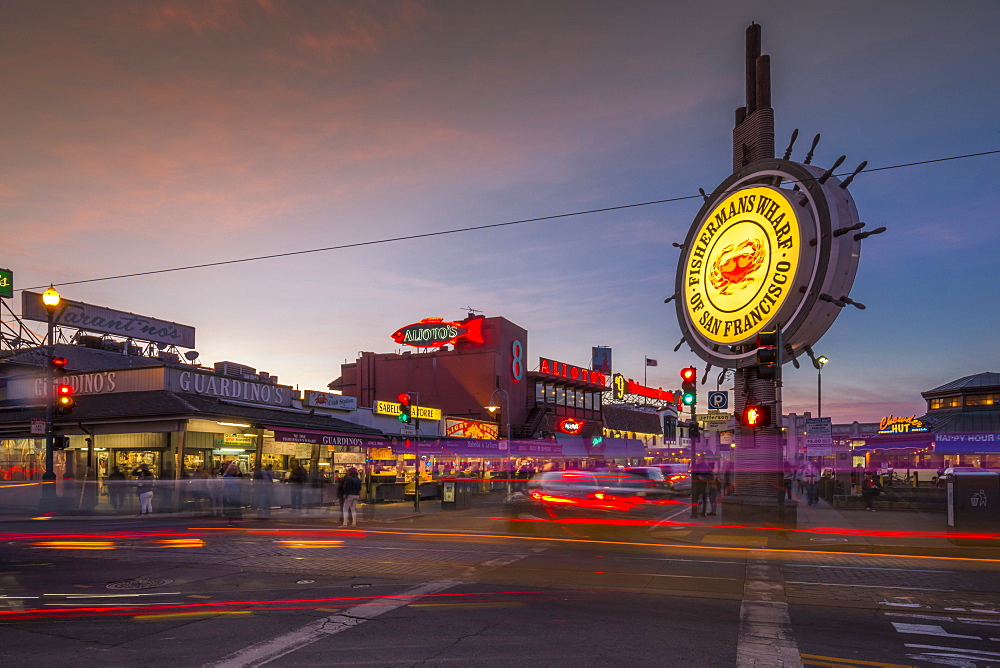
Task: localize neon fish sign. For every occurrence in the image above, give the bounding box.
[391,317,485,348]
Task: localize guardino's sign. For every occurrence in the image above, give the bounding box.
[391,316,485,348]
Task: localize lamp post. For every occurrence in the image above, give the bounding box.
[485,388,511,494]
[813,355,829,418]
[40,285,61,511]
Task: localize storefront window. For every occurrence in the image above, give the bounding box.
[966,393,998,406]
[929,396,961,409]
[535,382,546,403]
[556,386,566,405]
[115,451,160,477]
[547,384,557,404]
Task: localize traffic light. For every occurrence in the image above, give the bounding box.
[741,403,772,429]
[689,422,701,439]
[755,331,779,379]
[52,436,69,451]
[56,382,75,416]
[680,367,697,406]
[51,356,68,376]
[397,392,412,424]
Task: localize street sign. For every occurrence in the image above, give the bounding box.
[697,412,731,423]
[399,427,416,435]
[707,391,729,410]
[805,417,833,456]
[30,418,45,435]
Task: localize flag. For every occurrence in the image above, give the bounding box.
[645,358,658,367]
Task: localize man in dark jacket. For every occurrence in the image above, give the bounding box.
[340,467,362,527]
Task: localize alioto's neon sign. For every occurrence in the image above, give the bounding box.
[391,316,484,348]
[538,358,607,386]
[557,417,585,435]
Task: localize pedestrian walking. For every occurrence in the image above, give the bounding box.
[691,459,710,517]
[207,465,224,516]
[287,464,307,511]
[252,465,275,519]
[803,463,820,506]
[341,467,362,527]
[861,472,882,511]
[222,462,244,520]
[132,463,155,516]
[107,466,126,512]
[706,463,719,516]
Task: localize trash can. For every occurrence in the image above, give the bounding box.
[947,472,1000,546]
[441,480,473,510]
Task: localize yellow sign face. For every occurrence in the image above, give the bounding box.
[374,400,442,421]
[683,186,801,344]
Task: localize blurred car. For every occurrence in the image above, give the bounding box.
[935,466,989,486]
[653,464,692,495]
[503,470,675,522]
[623,466,669,493]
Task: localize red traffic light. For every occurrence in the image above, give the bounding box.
[680,367,696,382]
[397,393,411,405]
[741,404,771,428]
[56,383,73,397]
[51,356,68,368]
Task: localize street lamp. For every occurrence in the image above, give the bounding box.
[40,285,61,511]
[485,388,511,492]
[813,355,829,418]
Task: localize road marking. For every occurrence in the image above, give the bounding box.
[799,653,912,667]
[904,643,1000,658]
[891,622,980,639]
[788,581,955,592]
[737,553,802,668]
[206,579,462,668]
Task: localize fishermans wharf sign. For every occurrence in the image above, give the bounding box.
[684,187,800,344]
[675,159,866,368]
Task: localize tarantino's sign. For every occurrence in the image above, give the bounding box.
[22,291,196,349]
[683,186,800,345]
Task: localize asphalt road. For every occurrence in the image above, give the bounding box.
[2,515,1000,667]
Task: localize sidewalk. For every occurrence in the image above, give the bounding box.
[0,490,507,525]
[651,493,994,558]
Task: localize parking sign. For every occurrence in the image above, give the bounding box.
[708,391,728,410]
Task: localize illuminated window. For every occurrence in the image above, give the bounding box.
[584,391,593,411]
[966,393,998,407]
[547,384,556,404]
[556,386,566,406]
[929,396,962,410]
[535,382,546,403]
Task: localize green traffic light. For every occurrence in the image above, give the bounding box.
[398,413,410,423]
[682,392,695,405]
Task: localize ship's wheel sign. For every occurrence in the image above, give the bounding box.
[676,159,867,368]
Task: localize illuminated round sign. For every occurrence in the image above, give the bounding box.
[684,186,801,345]
[676,159,863,368]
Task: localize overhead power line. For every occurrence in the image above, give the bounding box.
[24,148,1000,292]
